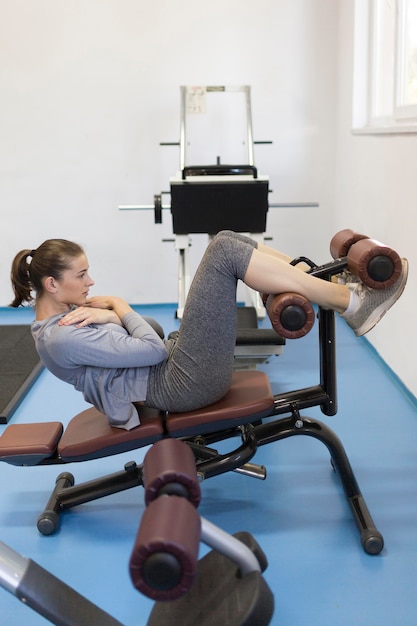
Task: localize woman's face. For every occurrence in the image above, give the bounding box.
[55,254,95,306]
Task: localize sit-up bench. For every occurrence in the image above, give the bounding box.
[0,230,403,555]
[1,374,276,626]
[0,369,274,466]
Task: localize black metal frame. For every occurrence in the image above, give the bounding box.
[36,255,383,554]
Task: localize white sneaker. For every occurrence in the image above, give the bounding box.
[341,259,408,336]
[336,269,360,285]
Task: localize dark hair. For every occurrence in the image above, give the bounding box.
[10,239,85,307]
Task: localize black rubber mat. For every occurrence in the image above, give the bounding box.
[0,325,43,423]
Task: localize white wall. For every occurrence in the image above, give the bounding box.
[0,0,338,306]
[1,1,414,397]
[334,3,417,398]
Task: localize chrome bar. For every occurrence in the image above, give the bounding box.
[0,541,28,594]
[200,518,261,575]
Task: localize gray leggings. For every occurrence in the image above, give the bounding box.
[146,230,257,412]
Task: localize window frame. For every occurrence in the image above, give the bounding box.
[394,0,417,118]
[353,0,417,134]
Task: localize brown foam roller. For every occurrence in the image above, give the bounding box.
[330,228,369,259]
[143,438,201,507]
[347,238,402,289]
[129,496,201,601]
[266,292,315,339]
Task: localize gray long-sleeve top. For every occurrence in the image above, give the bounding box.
[31,311,168,429]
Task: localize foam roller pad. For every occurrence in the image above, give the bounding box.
[129,496,201,601]
[347,238,402,289]
[330,228,369,259]
[143,438,201,507]
[266,293,315,339]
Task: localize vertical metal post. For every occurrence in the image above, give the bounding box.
[175,235,191,319]
[244,85,255,166]
[318,307,338,416]
[179,86,187,172]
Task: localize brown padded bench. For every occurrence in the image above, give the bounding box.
[0,371,274,466]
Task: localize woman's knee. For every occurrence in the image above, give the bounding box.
[214,230,237,241]
[207,232,254,279]
[214,230,258,248]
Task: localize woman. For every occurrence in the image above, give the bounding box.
[10,231,408,430]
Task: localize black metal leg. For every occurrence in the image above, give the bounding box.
[37,462,144,536]
[37,472,74,536]
[254,416,384,555]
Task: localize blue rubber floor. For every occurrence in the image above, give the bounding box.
[0,304,416,626]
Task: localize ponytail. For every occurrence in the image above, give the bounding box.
[10,250,34,307]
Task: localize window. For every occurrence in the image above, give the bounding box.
[396,0,417,113]
[353,0,417,132]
